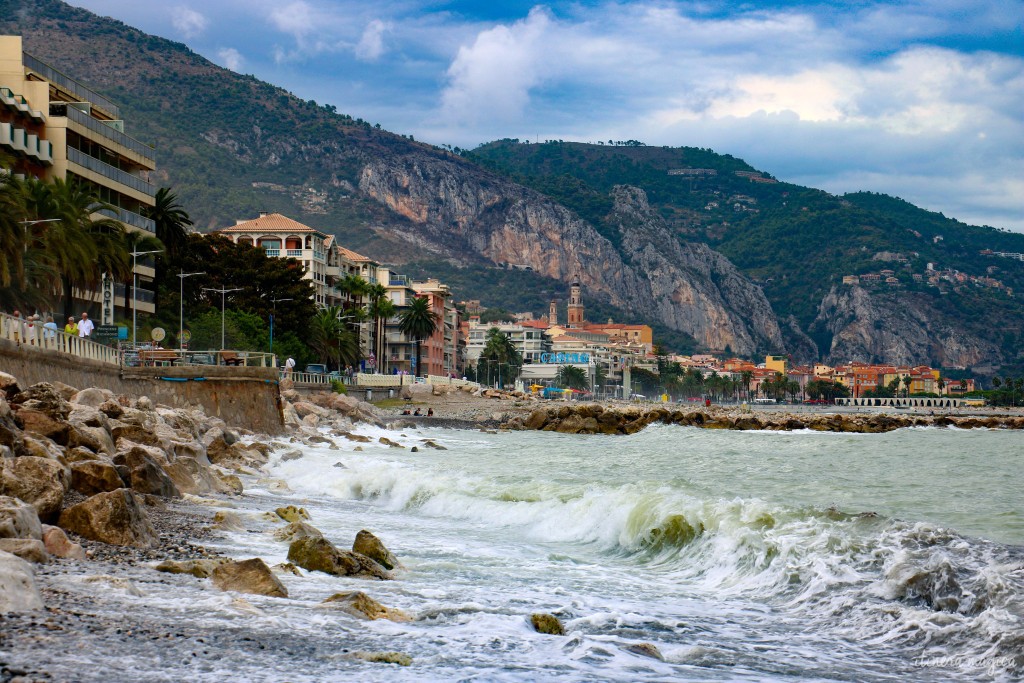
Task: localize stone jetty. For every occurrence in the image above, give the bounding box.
[512,403,1024,435]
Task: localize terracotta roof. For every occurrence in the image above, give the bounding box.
[336,245,374,262]
[519,320,550,329]
[219,213,327,236]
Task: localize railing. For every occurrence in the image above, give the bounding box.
[427,375,480,389]
[0,312,120,365]
[123,347,277,368]
[285,371,331,385]
[286,249,303,257]
[97,206,156,233]
[23,53,121,118]
[64,106,154,160]
[264,249,280,257]
[67,147,156,197]
[113,284,155,304]
[355,373,417,387]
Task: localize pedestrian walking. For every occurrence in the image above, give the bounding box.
[64,316,78,335]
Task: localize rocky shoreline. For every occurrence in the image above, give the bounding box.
[2,372,1020,680]
[510,402,1024,434]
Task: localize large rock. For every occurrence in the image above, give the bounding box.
[58,489,159,548]
[0,456,70,522]
[530,612,565,635]
[70,460,125,496]
[10,383,71,421]
[112,446,180,498]
[13,408,70,444]
[322,591,410,621]
[352,530,401,571]
[155,558,226,578]
[0,549,44,612]
[0,538,49,563]
[71,387,114,407]
[0,394,25,457]
[287,536,391,580]
[0,371,21,398]
[273,521,324,543]
[40,525,86,560]
[0,495,43,540]
[211,558,288,598]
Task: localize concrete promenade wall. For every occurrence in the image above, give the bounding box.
[0,340,283,434]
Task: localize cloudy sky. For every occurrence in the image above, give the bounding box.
[67,0,1023,231]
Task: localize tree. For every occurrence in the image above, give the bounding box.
[398,295,439,377]
[557,364,589,391]
[308,305,360,369]
[902,375,913,397]
[741,370,754,401]
[145,187,193,261]
[478,327,522,387]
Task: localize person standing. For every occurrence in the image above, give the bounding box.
[284,357,295,376]
[10,309,23,344]
[64,316,78,335]
[42,316,58,347]
[77,312,94,338]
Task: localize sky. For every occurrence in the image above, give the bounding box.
[66,0,1024,232]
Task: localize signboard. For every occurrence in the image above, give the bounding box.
[92,325,120,346]
[101,273,114,325]
[540,352,590,364]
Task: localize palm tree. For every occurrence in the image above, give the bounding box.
[144,188,193,261]
[478,327,522,387]
[308,305,360,369]
[741,370,754,401]
[398,295,439,378]
[902,374,913,397]
[368,294,395,372]
[557,364,589,391]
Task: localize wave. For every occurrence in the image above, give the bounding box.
[269,434,1024,675]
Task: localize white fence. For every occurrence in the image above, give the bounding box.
[0,312,120,365]
[427,375,480,390]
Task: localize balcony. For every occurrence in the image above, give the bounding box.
[0,87,44,122]
[63,106,154,163]
[0,122,27,153]
[264,249,280,257]
[23,53,120,118]
[286,249,303,257]
[67,147,156,197]
[97,206,156,233]
[114,283,155,304]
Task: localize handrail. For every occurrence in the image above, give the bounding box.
[0,312,119,365]
[22,52,120,118]
[67,147,156,197]
[64,106,154,159]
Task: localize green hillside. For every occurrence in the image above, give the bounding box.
[470,139,1024,355]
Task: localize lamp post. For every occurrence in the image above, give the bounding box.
[130,249,163,344]
[177,271,205,350]
[268,297,293,354]
[203,286,242,349]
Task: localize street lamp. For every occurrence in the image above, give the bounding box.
[203,286,242,349]
[268,296,293,354]
[177,271,205,350]
[130,249,163,344]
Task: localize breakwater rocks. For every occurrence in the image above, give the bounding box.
[513,404,1024,435]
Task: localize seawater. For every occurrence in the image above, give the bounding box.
[238,424,1021,681]
[34,424,1021,682]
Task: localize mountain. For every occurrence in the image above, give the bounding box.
[4,0,1022,372]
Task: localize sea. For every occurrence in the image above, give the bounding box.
[24,423,1024,682]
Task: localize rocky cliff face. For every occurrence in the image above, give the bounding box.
[608,186,784,354]
[360,154,784,355]
[813,286,1000,367]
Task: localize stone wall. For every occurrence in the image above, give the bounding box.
[0,340,283,434]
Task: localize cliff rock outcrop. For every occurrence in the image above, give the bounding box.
[813,286,1000,367]
[359,156,783,355]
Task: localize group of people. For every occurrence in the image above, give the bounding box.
[400,407,434,417]
[4,310,95,345]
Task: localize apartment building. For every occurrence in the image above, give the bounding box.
[413,278,460,377]
[465,319,548,366]
[219,213,331,306]
[0,35,158,320]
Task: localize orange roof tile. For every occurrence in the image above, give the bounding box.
[219,213,327,236]
[336,245,374,262]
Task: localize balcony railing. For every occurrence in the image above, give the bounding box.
[264,248,280,257]
[0,86,44,121]
[23,53,121,118]
[286,249,303,257]
[64,106,154,160]
[97,206,156,233]
[68,147,156,197]
[114,284,155,304]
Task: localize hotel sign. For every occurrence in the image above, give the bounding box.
[540,352,590,364]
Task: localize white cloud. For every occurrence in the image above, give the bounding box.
[355,19,391,61]
[171,6,208,40]
[216,47,245,72]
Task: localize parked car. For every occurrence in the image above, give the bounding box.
[305,364,327,375]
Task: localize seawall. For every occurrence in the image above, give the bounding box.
[0,340,283,434]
